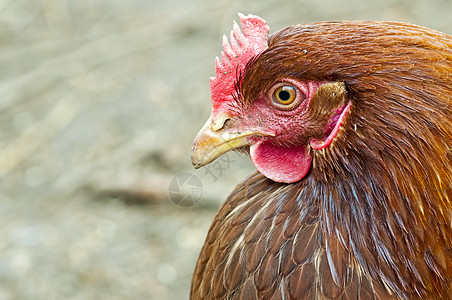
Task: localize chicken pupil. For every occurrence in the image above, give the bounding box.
[278,90,291,101]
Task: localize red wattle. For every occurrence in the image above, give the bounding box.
[250,141,312,183]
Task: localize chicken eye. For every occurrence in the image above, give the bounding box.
[271,85,298,108]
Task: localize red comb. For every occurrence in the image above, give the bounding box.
[210,13,269,112]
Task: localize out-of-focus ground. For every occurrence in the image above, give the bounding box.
[1,0,451,299]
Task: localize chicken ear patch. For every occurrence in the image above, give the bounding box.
[250,141,312,183]
[310,101,352,150]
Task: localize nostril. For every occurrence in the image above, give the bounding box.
[211,114,231,131]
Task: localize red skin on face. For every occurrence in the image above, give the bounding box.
[221,79,349,183]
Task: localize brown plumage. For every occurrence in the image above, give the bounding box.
[191,16,452,299]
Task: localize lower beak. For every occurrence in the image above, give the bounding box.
[191,116,269,168]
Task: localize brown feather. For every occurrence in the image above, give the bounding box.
[230,278,258,300]
[320,249,344,298]
[288,263,316,299]
[292,223,319,265]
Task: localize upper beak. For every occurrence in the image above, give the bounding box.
[191,114,270,168]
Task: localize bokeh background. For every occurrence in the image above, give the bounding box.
[1,0,451,299]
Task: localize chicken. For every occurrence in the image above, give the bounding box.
[191,14,452,299]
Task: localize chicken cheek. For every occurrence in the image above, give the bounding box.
[250,141,311,183]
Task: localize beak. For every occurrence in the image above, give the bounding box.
[191,114,270,168]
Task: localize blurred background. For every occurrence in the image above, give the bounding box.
[1,0,451,299]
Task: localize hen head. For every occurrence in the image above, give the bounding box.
[192,14,352,183]
[190,14,452,298]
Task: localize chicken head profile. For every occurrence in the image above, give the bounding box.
[191,14,452,299]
